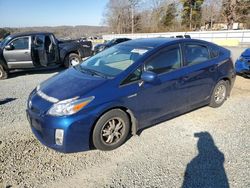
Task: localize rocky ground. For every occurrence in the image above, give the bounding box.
[0,48,249,188]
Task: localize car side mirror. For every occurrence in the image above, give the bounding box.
[141,71,158,83]
[5,44,14,50]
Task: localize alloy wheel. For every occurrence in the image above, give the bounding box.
[101,118,125,145]
[214,85,226,104]
[70,57,80,66]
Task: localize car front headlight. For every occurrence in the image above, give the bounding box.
[47,96,95,116]
[238,56,247,62]
[36,84,40,91]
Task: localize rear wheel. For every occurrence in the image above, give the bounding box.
[0,65,8,80]
[209,80,229,108]
[64,53,81,68]
[92,109,130,151]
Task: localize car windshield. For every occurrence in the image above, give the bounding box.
[77,45,148,78]
[106,39,115,45]
[0,36,11,47]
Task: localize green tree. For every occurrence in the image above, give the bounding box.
[0,28,10,39]
[181,0,205,30]
[161,3,178,29]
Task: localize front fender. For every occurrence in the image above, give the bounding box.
[59,42,84,61]
[87,101,139,135]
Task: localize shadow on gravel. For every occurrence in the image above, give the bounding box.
[8,67,65,79]
[182,132,229,188]
[0,98,17,105]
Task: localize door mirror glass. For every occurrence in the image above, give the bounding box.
[4,44,14,50]
[141,71,157,83]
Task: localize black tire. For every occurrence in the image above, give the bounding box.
[92,109,130,151]
[0,65,8,80]
[209,80,229,108]
[63,53,81,68]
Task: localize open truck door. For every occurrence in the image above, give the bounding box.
[33,35,48,67]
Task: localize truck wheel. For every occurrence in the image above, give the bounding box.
[0,65,8,80]
[64,53,81,68]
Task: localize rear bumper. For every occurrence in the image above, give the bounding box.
[26,109,97,153]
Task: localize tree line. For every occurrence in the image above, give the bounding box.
[0,25,108,40]
[103,0,250,33]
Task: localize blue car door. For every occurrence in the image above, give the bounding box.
[120,44,191,127]
[181,42,217,108]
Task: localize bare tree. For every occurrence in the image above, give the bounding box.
[221,0,250,29]
[202,0,222,29]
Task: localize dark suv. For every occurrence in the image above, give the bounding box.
[0,32,92,79]
[93,38,131,54]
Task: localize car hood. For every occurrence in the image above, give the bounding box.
[39,67,106,101]
[241,48,250,57]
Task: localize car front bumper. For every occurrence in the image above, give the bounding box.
[235,60,250,75]
[26,108,97,153]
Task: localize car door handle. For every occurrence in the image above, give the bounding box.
[182,76,189,81]
[177,76,189,85]
[209,65,218,72]
[209,67,215,72]
[24,52,29,54]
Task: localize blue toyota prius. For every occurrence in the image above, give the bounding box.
[235,48,250,77]
[27,38,236,153]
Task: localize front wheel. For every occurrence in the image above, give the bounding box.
[92,109,130,151]
[63,53,81,68]
[0,65,8,80]
[209,80,229,108]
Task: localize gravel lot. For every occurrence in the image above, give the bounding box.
[0,48,250,188]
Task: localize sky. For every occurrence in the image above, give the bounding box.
[0,0,108,27]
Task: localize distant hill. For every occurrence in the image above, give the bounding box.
[0,25,109,39]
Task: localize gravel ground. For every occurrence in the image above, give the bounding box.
[0,48,250,188]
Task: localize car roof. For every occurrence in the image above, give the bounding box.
[7,31,53,39]
[115,38,131,40]
[120,38,214,49]
[119,38,182,48]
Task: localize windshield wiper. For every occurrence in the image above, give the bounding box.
[78,67,110,79]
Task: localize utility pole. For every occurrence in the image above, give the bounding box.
[129,0,139,34]
[190,5,192,30]
[131,4,134,34]
[189,2,196,31]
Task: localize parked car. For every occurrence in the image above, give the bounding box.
[0,32,92,79]
[93,38,131,54]
[235,48,250,77]
[171,35,191,39]
[27,38,235,153]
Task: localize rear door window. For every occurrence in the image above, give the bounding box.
[209,45,220,58]
[184,44,209,66]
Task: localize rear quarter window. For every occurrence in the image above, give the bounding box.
[184,44,209,66]
[209,45,221,59]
